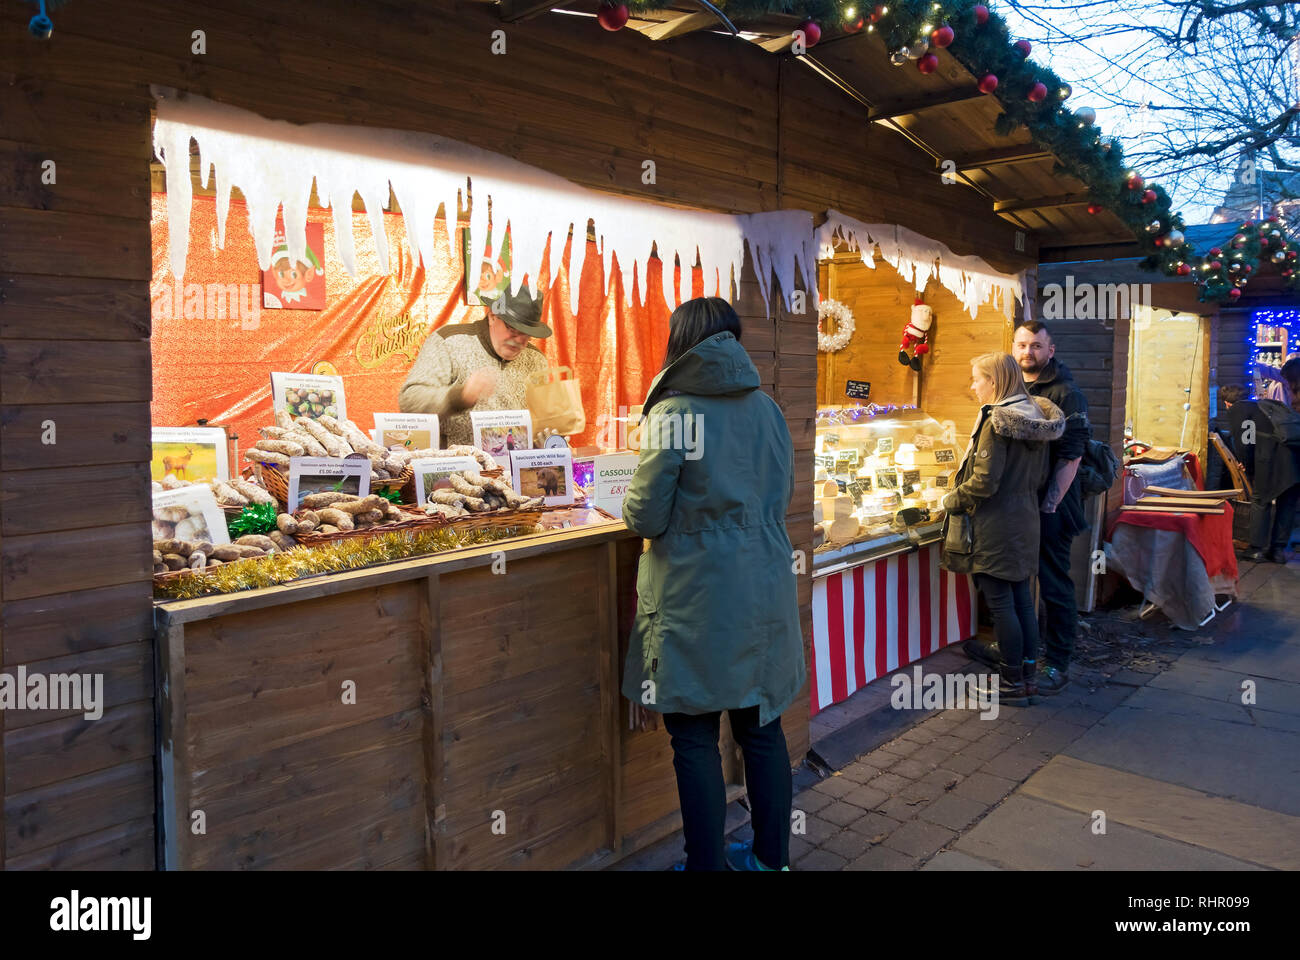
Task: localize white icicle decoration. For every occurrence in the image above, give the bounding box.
[816,209,1023,319]
[151,88,814,315]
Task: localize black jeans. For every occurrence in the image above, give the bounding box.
[1038,509,1079,671]
[972,573,1038,668]
[662,706,791,871]
[1248,483,1300,551]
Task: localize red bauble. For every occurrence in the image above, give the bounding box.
[1210,260,1222,270]
[978,73,999,94]
[1229,288,1242,299]
[1142,189,1156,204]
[1209,247,1222,256]
[1086,204,1102,215]
[844,15,864,33]
[1242,220,1254,228]
[1154,236,1164,247]
[597,1,628,30]
[1285,268,1295,278]
[1027,82,1048,102]
[1177,264,1191,276]
[1127,174,1144,190]
[1288,250,1298,259]
[798,19,821,46]
[1245,264,1254,273]
[917,53,939,74]
[1268,215,1280,222]
[870,4,884,22]
[973,4,990,25]
[931,25,954,48]
[1014,39,1032,58]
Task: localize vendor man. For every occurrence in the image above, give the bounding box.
[399,283,551,446]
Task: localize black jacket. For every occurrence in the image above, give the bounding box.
[1024,358,1090,537]
[1245,399,1300,502]
[1225,400,1259,480]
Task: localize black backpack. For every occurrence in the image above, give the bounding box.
[1077,439,1121,496]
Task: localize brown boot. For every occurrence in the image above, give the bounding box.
[1022,659,1040,704]
[975,663,1029,707]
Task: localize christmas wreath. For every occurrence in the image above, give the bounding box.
[818,299,855,352]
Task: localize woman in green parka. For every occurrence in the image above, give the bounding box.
[622,297,806,872]
[941,352,1065,707]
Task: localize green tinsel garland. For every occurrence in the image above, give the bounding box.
[227,501,278,537]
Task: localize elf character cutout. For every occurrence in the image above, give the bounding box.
[264,235,323,308]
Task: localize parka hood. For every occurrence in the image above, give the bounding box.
[989,394,1066,442]
[642,332,760,411]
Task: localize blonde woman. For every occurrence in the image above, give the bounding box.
[941,353,1065,705]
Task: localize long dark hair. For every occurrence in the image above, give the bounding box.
[1283,357,1300,410]
[660,296,742,371]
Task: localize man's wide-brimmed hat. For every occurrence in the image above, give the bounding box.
[479,282,552,338]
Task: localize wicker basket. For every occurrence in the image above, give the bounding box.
[292,512,445,546]
[441,509,543,534]
[250,461,413,508]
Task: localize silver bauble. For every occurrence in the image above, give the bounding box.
[1145,220,1161,234]
[1166,229,1185,246]
[1077,106,1096,126]
[907,38,928,58]
[1273,250,1287,263]
[891,49,909,65]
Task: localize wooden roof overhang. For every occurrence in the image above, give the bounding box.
[491,1,1139,263]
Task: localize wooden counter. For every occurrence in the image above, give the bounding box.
[155,522,809,869]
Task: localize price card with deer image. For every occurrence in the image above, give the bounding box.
[152,427,230,483]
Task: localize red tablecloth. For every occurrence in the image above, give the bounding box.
[1107,454,1239,582]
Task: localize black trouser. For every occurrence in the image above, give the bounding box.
[662,706,791,871]
[1038,510,1078,671]
[1247,483,1300,551]
[972,574,1038,668]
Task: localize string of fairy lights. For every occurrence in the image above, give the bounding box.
[603,0,1299,304]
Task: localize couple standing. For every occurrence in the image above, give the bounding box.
[943,322,1091,705]
[619,298,1090,870]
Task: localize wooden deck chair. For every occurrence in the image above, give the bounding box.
[1209,433,1252,501]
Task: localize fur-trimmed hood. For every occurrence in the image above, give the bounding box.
[989,394,1065,442]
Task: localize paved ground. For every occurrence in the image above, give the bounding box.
[619,554,1300,871]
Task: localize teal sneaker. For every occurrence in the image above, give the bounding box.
[1038,664,1070,696]
[724,841,788,871]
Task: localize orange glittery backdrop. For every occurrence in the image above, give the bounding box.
[150,194,702,449]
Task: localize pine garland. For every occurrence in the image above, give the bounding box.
[622,0,1284,299]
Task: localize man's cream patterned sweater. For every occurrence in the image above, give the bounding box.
[399,319,547,446]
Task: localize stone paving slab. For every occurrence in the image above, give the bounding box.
[1147,659,1300,717]
[1065,706,1300,817]
[1020,755,1300,870]
[920,850,1001,871]
[953,795,1262,871]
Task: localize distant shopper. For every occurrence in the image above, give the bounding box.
[1226,383,1300,563]
[942,353,1064,706]
[1258,354,1300,409]
[621,297,805,872]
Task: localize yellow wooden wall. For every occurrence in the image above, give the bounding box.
[818,255,1012,442]
[1127,306,1211,462]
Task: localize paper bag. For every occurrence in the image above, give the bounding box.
[527,365,586,437]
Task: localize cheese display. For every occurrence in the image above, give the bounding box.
[812,406,955,551]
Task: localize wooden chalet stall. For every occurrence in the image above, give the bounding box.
[0,0,1134,870]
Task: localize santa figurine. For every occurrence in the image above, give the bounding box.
[898,298,934,371]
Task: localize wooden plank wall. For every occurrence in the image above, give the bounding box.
[0,0,1031,869]
[817,255,1012,443]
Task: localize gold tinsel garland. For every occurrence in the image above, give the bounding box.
[154,525,535,601]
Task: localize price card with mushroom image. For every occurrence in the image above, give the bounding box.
[511,448,575,507]
[271,371,347,423]
[286,457,371,513]
[152,485,230,546]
